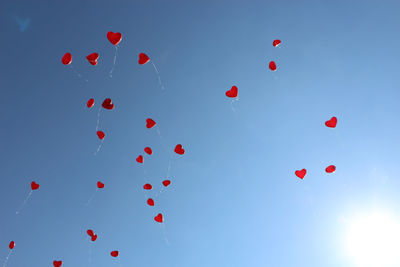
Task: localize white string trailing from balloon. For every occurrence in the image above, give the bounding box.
[15,190,33,215]
[109,46,118,78]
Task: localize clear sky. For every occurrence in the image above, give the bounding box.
[1,0,400,266]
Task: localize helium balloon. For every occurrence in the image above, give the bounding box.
[144,147,152,155]
[269,61,277,71]
[107,32,122,46]
[143,183,152,190]
[325,165,336,173]
[91,235,98,241]
[86,53,99,66]
[87,98,95,108]
[138,53,150,65]
[110,250,119,257]
[53,261,63,267]
[325,117,337,128]
[174,144,185,155]
[87,230,94,237]
[272,39,281,47]
[8,241,15,250]
[97,131,105,140]
[154,213,163,223]
[162,180,171,187]
[295,169,306,179]
[136,155,143,163]
[225,86,238,98]
[102,98,114,110]
[97,181,105,189]
[61,53,72,65]
[146,118,156,128]
[31,181,40,190]
[147,198,155,206]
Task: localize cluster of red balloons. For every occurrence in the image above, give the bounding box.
[295,116,338,179]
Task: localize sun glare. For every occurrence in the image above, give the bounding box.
[346,212,400,266]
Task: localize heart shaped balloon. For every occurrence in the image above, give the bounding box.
[97,131,105,140]
[91,234,98,241]
[295,169,307,179]
[53,261,63,267]
[107,32,122,46]
[325,117,337,128]
[174,144,185,155]
[110,250,119,257]
[269,61,277,71]
[97,181,105,189]
[61,53,72,65]
[146,118,156,128]
[31,181,40,190]
[136,155,143,163]
[325,165,336,173]
[154,213,163,223]
[138,53,150,65]
[272,39,281,47]
[225,86,238,98]
[144,147,152,155]
[87,229,94,237]
[162,180,171,187]
[86,53,99,65]
[9,241,15,250]
[102,98,114,110]
[143,183,152,190]
[147,198,155,206]
[87,98,95,108]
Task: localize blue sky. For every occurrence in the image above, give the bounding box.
[1,0,400,266]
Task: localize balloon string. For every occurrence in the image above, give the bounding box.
[16,190,33,214]
[85,188,98,206]
[94,139,104,156]
[160,223,170,246]
[70,65,88,82]
[335,130,345,152]
[2,250,12,267]
[151,62,165,90]
[109,46,118,78]
[95,108,102,131]
[88,243,92,266]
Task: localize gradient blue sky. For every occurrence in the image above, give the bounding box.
[1,0,400,266]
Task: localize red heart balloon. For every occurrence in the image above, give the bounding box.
[97,181,105,189]
[107,32,122,46]
[269,61,277,71]
[146,118,156,128]
[162,180,171,187]
[272,39,281,47]
[147,198,155,206]
[174,144,185,155]
[225,86,238,98]
[154,213,163,223]
[9,241,15,250]
[144,147,152,155]
[136,155,143,163]
[61,53,72,65]
[87,229,94,237]
[295,169,307,179]
[91,234,98,241]
[110,250,119,257]
[86,53,99,65]
[87,98,95,108]
[325,117,337,128]
[31,181,40,190]
[325,165,336,173]
[102,98,114,110]
[138,53,150,65]
[97,131,105,140]
[143,183,152,190]
[53,261,63,267]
